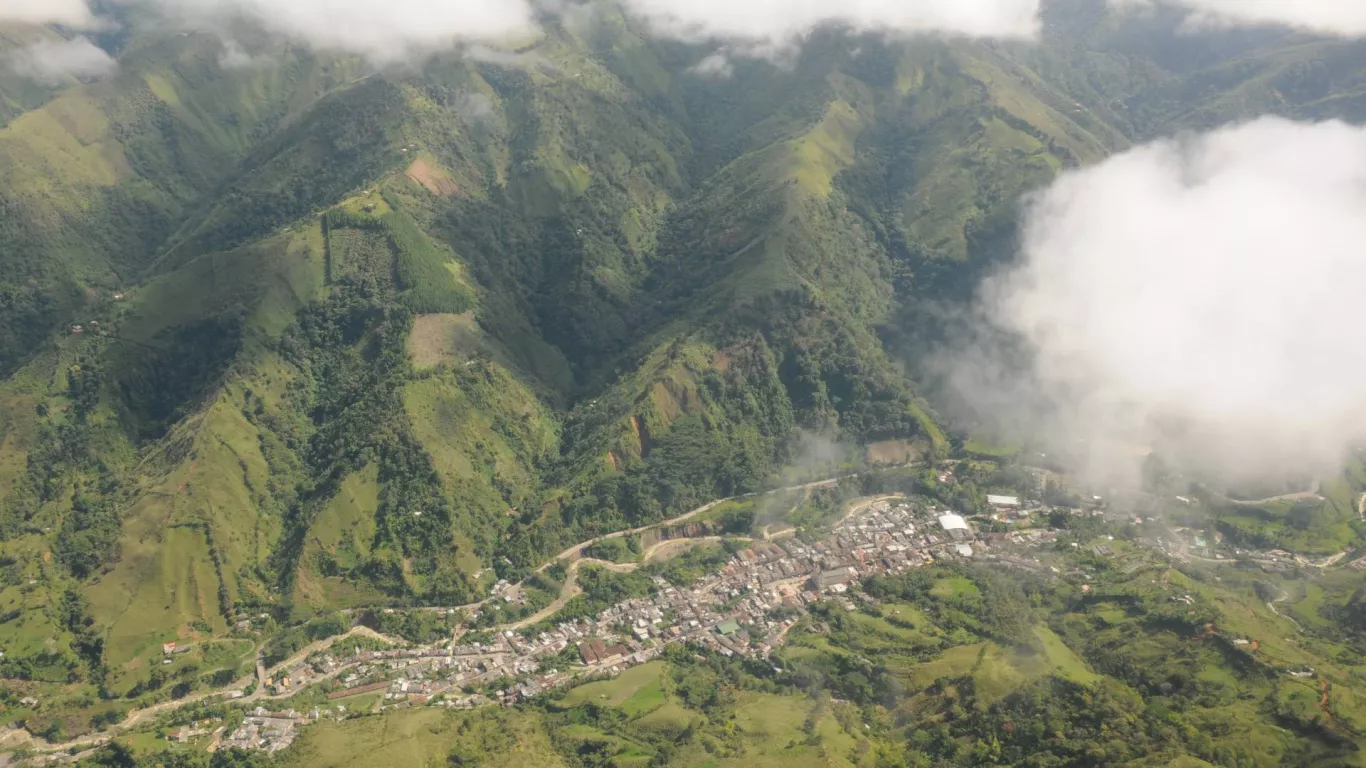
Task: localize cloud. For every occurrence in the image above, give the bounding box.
[614,0,1042,44]
[135,0,538,61]
[0,0,94,26]
[951,118,1366,486]
[14,0,1043,61]
[453,91,497,124]
[4,36,117,83]
[217,39,254,69]
[1118,0,1366,37]
[462,42,557,72]
[688,52,734,79]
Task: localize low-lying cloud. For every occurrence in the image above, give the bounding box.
[615,0,1042,44]
[950,118,1366,486]
[688,52,734,79]
[1118,0,1366,37]
[217,39,255,69]
[4,36,117,83]
[0,0,93,26]
[18,0,1366,62]
[142,0,537,60]
[14,0,1045,60]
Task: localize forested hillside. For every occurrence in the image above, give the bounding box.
[0,0,1364,740]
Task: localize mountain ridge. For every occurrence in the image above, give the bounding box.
[0,0,1365,743]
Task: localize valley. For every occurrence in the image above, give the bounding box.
[2,1,1366,766]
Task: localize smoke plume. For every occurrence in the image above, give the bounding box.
[950,118,1366,486]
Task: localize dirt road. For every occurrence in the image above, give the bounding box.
[642,536,728,563]
[502,558,638,632]
[11,469,899,755]
[1217,482,1323,506]
[530,476,844,575]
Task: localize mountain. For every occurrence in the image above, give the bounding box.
[0,0,1364,744]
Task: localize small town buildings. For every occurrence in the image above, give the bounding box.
[938,513,971,540]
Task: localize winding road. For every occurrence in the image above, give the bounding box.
[1215,482,1323,506]
[2,468,900,757]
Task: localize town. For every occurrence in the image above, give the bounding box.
[212,494,1052,752]
[25,481,1351,760]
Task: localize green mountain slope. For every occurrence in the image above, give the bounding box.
[1,0,1365,739]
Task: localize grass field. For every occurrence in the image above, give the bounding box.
[287,708,563,768]
[929,576,980,600]
[556,661,667,710]
[1028,625,1101,686]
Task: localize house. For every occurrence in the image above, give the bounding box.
[938,513,971,540]
[715,619,742,636]
[986,495,1021,509]
[578,638,609,664]
[810,567,858,591]
[163,642,177,655]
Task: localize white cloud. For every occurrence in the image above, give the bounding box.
[453,91,497,124]
[4,36,116,83]
[217,39,255,69]
[138,0,538,61]
[965,118,1366,484]
[0,0,94,26]
[688,52,734,79]
[615,0,1042,44]
[5,0,1043,60]
[1119,0,1366,37]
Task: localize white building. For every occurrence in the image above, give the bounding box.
[938,513,969,532]
[986,495,1021,508]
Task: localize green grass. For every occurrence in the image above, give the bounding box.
[381,207,476,315]
[1028,625,1100,685]
[964,435,1021,458]
[557,661,668,710]
[906,642,991,690]
[620,679,668,717]
[908,403,949,454]
[634,700,693,732]
[930,576,981,599]
[287,707,563,768]
[701,692,867,768]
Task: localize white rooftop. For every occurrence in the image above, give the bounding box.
[986,495,1021,507]
[938,513,969,531]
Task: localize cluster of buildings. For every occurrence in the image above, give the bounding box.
[209,496,1031,752]
[219,708,309,753]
